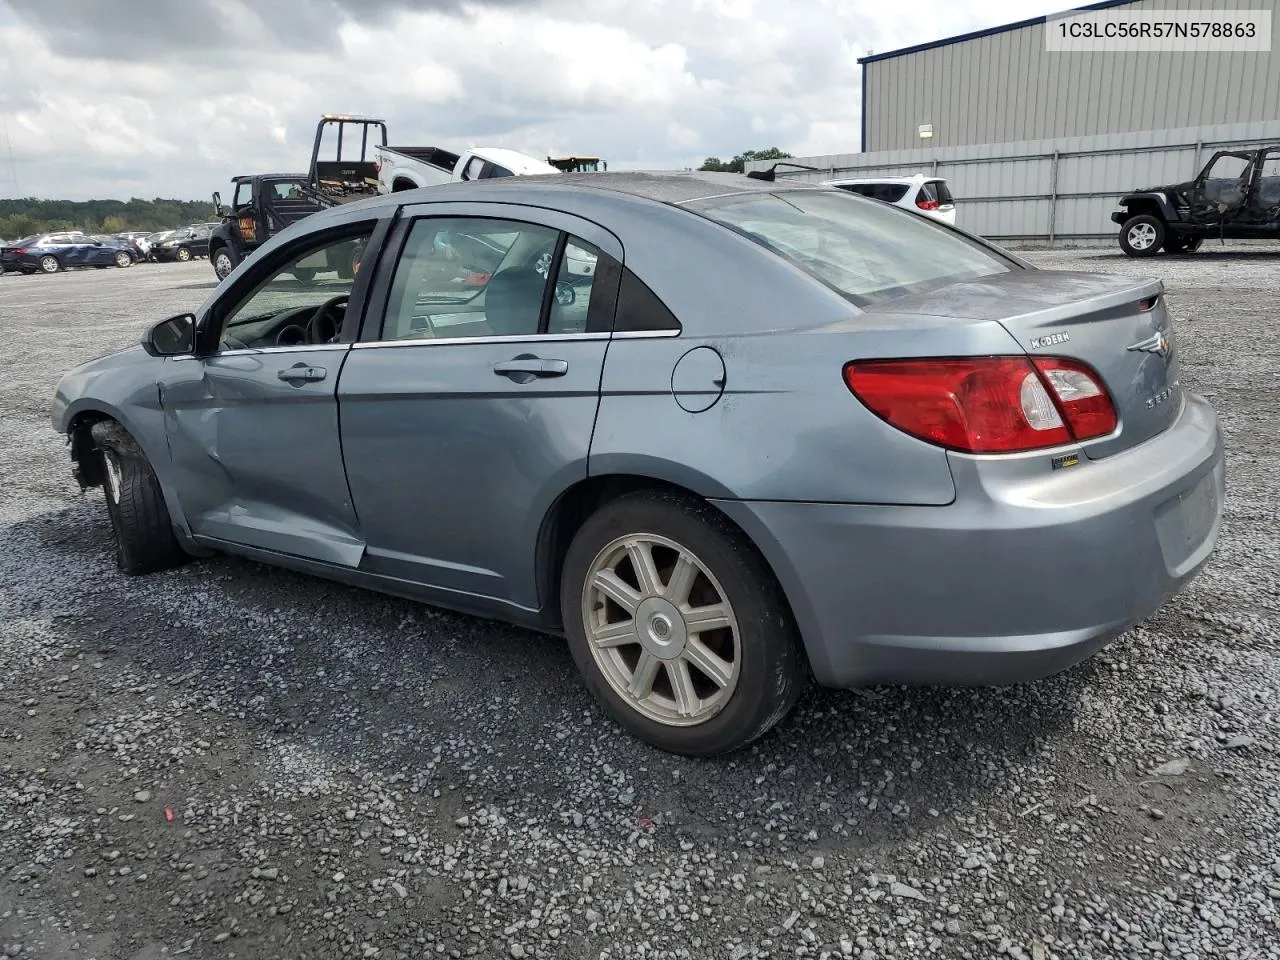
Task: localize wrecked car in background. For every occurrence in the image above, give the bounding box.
[1113,146,1280,256]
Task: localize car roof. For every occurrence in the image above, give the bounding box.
[342,170,828,214]
[823,175,946,187]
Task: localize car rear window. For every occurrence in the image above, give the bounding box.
[838,182,910,203]
[921,180,954,205]
[685,189,1009,306]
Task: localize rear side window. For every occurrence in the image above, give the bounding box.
[613,268,681,333]
[839,182,909,203]
[919,181,954,205]
[686,189,1011,306]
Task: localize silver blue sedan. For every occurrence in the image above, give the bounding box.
[51,172,1225,755]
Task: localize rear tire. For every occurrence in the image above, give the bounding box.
[560,491,807,756]
[39,255,61,273]
[91,422,188,575]
[1119,215,1165,257]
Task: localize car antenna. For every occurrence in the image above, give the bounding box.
[745,162,820,182]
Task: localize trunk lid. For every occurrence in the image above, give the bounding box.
[865,269,1181,458]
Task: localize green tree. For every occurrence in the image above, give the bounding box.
[698,147,793,174]
[0,198,218,236]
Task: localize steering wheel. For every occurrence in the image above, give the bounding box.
[306,295,349,345]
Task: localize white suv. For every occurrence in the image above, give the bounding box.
[823,175,956,225]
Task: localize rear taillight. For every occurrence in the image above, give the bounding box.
[1030,357,1118,440]
[915,198,940,211]
[13,247,26,255]
[843,356,1116,454]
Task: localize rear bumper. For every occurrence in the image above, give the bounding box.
[714,394,1225,688]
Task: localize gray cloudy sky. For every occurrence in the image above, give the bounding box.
[0,0,1068,201]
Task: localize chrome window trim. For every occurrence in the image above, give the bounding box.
[611,329,681,340]
[351,329,680,349]
[353,331,610,349]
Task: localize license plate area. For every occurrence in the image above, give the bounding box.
[1153,468,1221,576]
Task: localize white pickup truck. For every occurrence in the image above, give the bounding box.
[375,144,559,193]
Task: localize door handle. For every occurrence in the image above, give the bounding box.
[277,364,327,383]
[492,357,568,379]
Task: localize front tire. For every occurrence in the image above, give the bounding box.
[561,491,806,756]
[212,246,237,281]
[175,246,192,262]
[114,251,133,268]
[1119,215,1165,257]
[90,422,187,575]
[39,255,61,273]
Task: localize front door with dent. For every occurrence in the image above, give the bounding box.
[159,226,377,566]
[338,205,622,610]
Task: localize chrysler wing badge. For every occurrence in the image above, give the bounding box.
[1126,331,1171,358]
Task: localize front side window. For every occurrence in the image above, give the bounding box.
[232,182,252,208]
[216,228,372,351]
[381,217,608,340]
[685,189,1012,306]
[1204,153,1251,183]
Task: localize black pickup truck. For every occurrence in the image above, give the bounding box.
[208,174,332,280]
[1112,146,1280,256]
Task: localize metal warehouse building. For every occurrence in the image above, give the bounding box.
[860,0,1279,152]
[757,0,1280,243]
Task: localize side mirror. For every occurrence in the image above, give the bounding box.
[142,313,196,357]
[212,191,224,217]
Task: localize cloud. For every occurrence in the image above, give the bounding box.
[0,0,1073,200]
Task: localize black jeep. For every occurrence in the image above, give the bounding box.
[1112,146,1280,257]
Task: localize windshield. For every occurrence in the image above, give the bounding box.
[685,189,1011,306]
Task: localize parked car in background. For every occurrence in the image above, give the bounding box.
[144,230,176,260]
[114,231,155,262]
[823,175,957,225]
[51,172,1223,756]
[0,233,135,273]
[152,223,218,262]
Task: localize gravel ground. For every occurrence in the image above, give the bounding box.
[1,251,1277,960]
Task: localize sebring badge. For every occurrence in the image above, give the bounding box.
[1126,331,1172,358]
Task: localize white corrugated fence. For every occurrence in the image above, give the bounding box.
[747,120,1280,244]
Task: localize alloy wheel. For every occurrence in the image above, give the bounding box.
[581,533,741,726]
[1127,222,1157,251]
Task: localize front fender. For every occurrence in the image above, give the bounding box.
[1118,192,1179,222]
[52,356,194,539]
